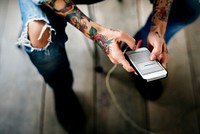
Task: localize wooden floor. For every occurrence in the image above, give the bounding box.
[0,0,199,134]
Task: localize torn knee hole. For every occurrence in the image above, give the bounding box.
[28,20,51,48]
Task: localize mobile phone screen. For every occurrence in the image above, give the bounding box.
[128,50,164,75]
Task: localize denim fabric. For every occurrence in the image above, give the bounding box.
[135,0,200,47]
[18,1,87,132]
[33,0,105,5]
[32,0,48,5]
[18,0,72,92]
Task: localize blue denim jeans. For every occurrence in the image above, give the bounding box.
[135,0,200,47]
[18,0,73,93]
[18,1,88,132]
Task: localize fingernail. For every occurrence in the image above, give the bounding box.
[150,54,156,60]
[158,54,162,61]
[134,72,138,75]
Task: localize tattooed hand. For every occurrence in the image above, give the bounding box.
[147,31,168,68]
[95,28,137,72]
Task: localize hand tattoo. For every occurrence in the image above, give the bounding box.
[89,27,113,55]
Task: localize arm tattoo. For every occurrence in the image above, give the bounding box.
[152,0,173,22]
[44,0,113,55]
[66,6,113,55]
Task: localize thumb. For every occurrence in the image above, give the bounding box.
[120,32,136,50]
[150,46,162,60]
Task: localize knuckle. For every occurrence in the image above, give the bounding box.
[155,49,162,56]
[118,31,124,37]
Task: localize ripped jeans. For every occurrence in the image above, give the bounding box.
[18,0,73,92]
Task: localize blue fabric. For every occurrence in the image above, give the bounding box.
[18,0,72,92]
[134,0,200,47]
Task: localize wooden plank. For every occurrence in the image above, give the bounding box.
[94,0,148,133]
[148,28,199,133]
[136,0,152,27]
[43,5,95,134]
[137,1,199,133]
[0,0,44,134]
[66,8,95,133]
[94,0,140,35]
[96,61,149,134]
[185,18,200,131]
[0,0,8,54]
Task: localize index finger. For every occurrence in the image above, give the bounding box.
[119,32,136,50]
[113,50,134,72]
[120,57,135,72]
[150,45,162,60]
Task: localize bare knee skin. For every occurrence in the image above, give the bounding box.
[53,0,66,10]
[44,0,68,13]
[28,20,50,48]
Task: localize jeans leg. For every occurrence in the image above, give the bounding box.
[26,42,86,132]
[26,42,73,92]
[18,0,72,100]
[134,0,200,47]
[18,0,86,132]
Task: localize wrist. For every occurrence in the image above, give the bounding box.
[88,22,105,39]
[150,21,167,38]
[87,24,113,55]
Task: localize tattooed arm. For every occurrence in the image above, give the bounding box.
[43,0,137,72]
[147,0,173,68]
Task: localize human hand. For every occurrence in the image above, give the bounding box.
[94,28,141,73]
[147,31,168,68]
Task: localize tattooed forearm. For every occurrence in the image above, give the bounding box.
[150,0,174,36]
[66,6,113,55]
[44,0,113,55]
[152,0,173,22]
[66,6,92,34]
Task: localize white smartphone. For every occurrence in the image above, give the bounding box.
[125,47,167,82]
